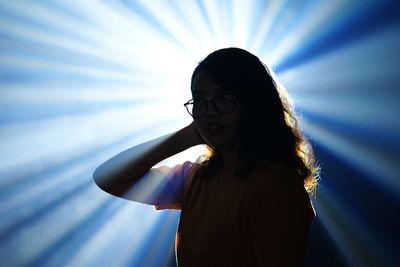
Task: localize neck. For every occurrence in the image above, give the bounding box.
[220,145,247,174]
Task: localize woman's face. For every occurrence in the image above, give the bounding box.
[191,71,243,150]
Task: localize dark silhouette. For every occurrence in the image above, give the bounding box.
[94,47,319,267]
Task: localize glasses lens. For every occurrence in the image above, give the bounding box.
[214,94,235,113]
[185,95,236,118]
[185,100,206,118]
[192,100,206,118]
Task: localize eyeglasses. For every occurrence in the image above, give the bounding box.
[183,93,237,118]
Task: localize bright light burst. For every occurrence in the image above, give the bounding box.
[0,1,399,267]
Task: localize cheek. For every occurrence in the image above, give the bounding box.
[193,119,214,145]
[228,108,243,128]
[226,112,243,139]
[193,119,206,134]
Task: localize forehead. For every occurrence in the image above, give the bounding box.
[191,71,227,96]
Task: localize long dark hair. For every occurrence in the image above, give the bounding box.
[192,48,319,195]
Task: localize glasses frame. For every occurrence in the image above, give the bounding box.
[183,93,237,118]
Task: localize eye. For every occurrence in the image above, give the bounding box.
[214,94,236,113]
[217,94,234,102]
[192,98,204,104]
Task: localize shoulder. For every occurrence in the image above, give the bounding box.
[253,163,303,193]
[248,163,315,266]
[251,162,314,220]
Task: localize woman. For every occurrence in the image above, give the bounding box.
[94,48,319,266]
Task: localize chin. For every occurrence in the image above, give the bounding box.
[206,136,236,150]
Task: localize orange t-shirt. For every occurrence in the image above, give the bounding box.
[150,162,315,267]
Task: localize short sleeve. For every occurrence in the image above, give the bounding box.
[152,161,196,210]
[121,161,195,210]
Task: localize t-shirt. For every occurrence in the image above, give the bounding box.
[136,161,315,267]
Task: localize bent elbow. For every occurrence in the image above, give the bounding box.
[93,166,110,192]
[92,166,137,197]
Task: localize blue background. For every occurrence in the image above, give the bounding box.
[0,1,399,266]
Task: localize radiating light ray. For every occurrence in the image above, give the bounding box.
[0,1,197,88]
[168,0,217,54]
[0,106,151,170]
[0,3,143,71]
[0,180,110,266]
[29,200,149,267]
[0,54,143,83]
[314,185,396,267]
[249,1,285,53]
[293,87,399,135]
[266,0,352,66]
[128,211,179,267]
[130,0,199,54]
[257,0,309,59]
[0,86,163,104]
[274,0,400,71]
[0,88,184,123]
[77,1,200,84]
[0,116,190,183]
[0,162,95,222]
[201,0,232,47]
[305,117,399,195]
[1,1,399,267]
[0,1,199,113]
[278,20,400,94]
[277,22,400,196]
[54,204,171,267]
[229,0,251,47]
[0,110,189,181]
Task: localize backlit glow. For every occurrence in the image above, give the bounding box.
[1,1,399,266]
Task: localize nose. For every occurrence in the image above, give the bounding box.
[204,101,220,117]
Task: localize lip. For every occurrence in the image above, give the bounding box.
[205,123,225,135]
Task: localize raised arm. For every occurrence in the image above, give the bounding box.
[93,122,203,198]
